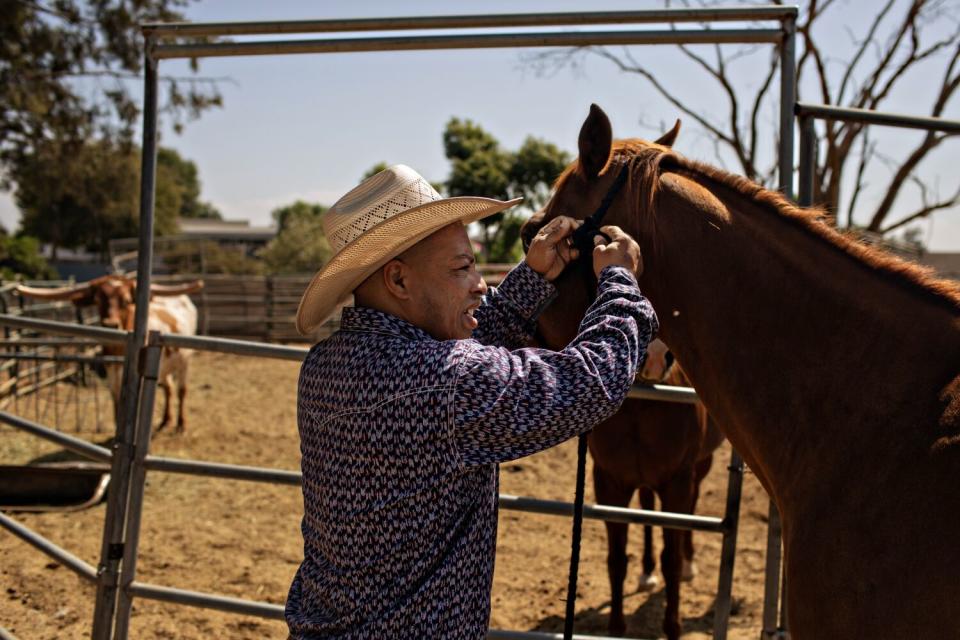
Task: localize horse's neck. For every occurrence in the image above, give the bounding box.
[641,173,958,503]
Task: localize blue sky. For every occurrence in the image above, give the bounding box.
[3,0,959,251]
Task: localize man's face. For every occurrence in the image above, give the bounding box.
[398,223,488,341]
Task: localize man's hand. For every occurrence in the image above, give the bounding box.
[592,225,643,278]
[526,216,582,281]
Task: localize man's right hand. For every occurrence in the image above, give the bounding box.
[592,225,643,278]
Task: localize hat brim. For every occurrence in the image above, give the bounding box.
[295,196,522,335]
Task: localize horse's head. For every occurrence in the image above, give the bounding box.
[520,104,680,348]
[637,338,676,383]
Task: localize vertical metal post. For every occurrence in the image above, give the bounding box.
[761,14,796,640]
[778,14,797,201]
[760,500,784,639]
[713,449,744,640]
[91,43,160,640]
[113,334,162,639]
[798,115,816,208]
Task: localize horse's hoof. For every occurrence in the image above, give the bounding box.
[638,572,660,591]
[681,559,698,582]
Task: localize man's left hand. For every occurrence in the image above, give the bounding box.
[526,216,581,282]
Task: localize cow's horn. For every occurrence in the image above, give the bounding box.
[150,281,204,296]
[15,283,91,301]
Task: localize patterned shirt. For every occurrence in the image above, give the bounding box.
[286,262,658,639]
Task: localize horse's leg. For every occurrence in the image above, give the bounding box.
[682,454,714,581]
[638,486,660,591]
[658,472,697,640]
[594,465,634,638]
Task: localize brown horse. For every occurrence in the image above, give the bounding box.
[586,336,724,638]
[526,104,960,639]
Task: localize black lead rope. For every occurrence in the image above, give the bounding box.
[562,162,631,640]
[563,432,590,640]
[570,163,631,256]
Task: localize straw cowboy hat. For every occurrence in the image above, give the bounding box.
[296,164,522,335]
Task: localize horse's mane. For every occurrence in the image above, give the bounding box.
[556,139,960,310]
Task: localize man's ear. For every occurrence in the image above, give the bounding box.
[382,259,412,300]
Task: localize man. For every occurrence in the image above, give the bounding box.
[288,164,658,638]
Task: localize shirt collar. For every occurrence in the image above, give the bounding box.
[339,305,434,342]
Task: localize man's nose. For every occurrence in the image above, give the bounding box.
[473,273,488,296]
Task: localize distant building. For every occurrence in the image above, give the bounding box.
[39,245,110,281]
[108,217,278,273]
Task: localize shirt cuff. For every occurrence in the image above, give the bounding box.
[598,265,639,290]
[495,261,557,320]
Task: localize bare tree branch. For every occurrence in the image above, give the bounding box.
[837,0,898,104]
[846,129,875,224]
[867,41,960,229]
[880,182,960,233]
[595,47,738,148]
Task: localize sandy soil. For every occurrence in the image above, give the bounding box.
[1,351,776,639]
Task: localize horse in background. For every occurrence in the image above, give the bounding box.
[589,338,724,637]
[525,103,960,639]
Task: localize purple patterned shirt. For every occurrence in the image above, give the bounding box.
[286,262,658,639]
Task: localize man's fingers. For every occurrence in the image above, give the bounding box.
[599,225,630,241]
[538,216,580,241]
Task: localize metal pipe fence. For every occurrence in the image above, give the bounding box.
[0,312,742,639]
[2,6,801,639]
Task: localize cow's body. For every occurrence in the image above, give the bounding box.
[17,275,203,434]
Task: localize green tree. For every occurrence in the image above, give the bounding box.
[441,117,570,262]
[0,233,55,279]
[157,147,222,220]
[13,137,180,260]
[362,162,390,181]
[0,0,221,182]
[259,201,331,275]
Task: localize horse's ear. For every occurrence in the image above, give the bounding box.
[578,103,613,179]
[654,119,681,148]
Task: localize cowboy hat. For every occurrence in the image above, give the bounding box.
[296,164,521,335]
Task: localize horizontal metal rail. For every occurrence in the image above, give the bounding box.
[142,6,798,38]
[628,382,699,403]
[0,338,102,347]
[0,352,124,365]
[488,630,626,640]
[144,455,301,485]
[795,102,960,133]
[0,411,113,463]
[499,494,725,532]
[0,512,98,582]
[152,28,783,59]
[0,314,127,344]
[156,332,308,361]
[126,581,285,619]
[125,579,627,640]
[139,452,722,532]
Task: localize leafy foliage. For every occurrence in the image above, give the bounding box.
[0,232,55,279]
[11,139,207,258]
[157,147,222,220]
[0,0,220,178]
[259,200,331,275]
[441,117,569,262]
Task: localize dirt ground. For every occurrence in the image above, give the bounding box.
[1,350,776,639]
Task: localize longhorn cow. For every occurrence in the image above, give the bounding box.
[16,275,204,434]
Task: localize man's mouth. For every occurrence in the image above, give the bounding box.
[463,302,481,329]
